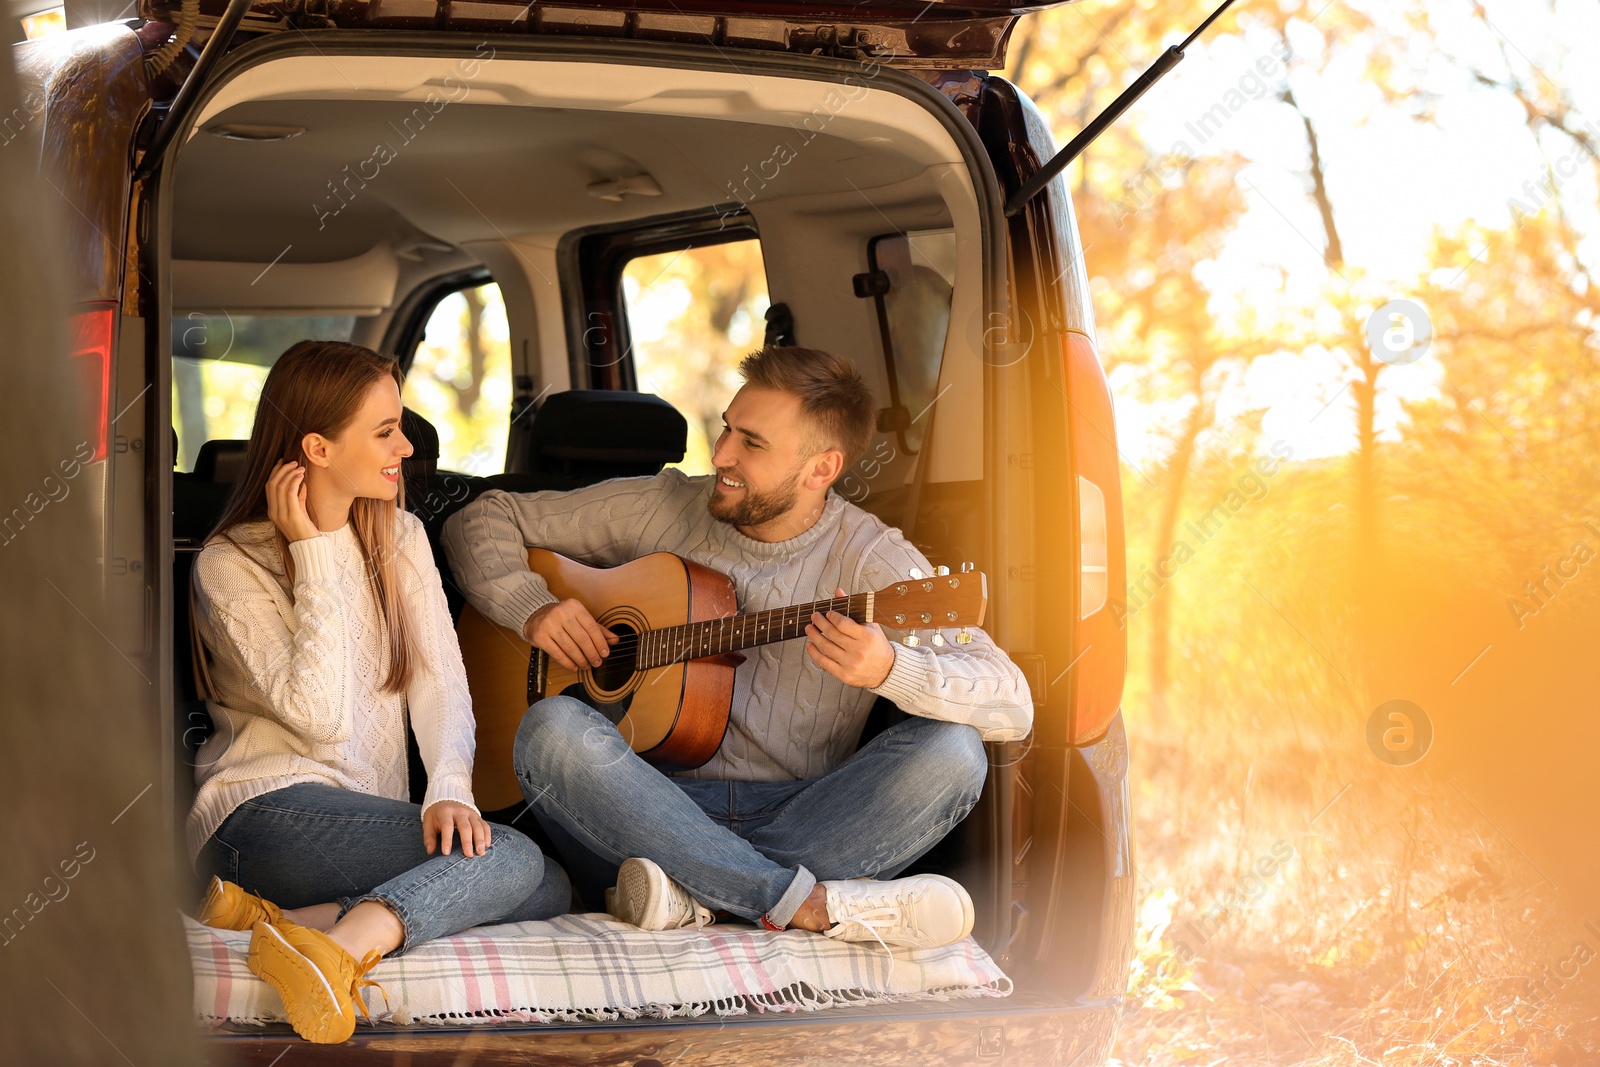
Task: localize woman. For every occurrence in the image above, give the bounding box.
[187,340,569,1044]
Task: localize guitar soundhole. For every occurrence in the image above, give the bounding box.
[592,622,639,692]
[559,619,646,727]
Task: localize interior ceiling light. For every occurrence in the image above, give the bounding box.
[586,174,662,202]
[205,123,306,143]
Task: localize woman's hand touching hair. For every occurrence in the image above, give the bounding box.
[422,799,492,858]
[266,459,322,543]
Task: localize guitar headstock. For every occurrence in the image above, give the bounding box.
[871,564,987,640]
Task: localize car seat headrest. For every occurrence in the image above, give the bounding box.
[401,407,439,479]
[194,440,248,483]
[528,391,687,483]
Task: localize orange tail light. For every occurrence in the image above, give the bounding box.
[1062,330,1127,743]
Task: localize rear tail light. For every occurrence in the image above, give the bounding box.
[1062,330,1126,744]
[69,304,116,462]
[1078,475,1108,617]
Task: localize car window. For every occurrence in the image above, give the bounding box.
[401,283,512,475]
[621,240,770,475]
[867,229,955,453]
[19,6,64,38]
[171,312,356,472]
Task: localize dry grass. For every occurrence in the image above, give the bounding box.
[1108,716,1600,1067]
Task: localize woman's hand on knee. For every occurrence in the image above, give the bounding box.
[422,800,492,858]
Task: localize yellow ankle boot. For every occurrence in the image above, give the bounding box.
[247,920,387,1043]
[195,876,285,931]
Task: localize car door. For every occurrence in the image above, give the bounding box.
[136,0,1076,69]
[965,71,1134,994]
[15,25,160,727]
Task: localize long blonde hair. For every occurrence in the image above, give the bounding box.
[201,340,419,694]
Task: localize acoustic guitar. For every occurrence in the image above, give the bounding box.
[458,549,988,810]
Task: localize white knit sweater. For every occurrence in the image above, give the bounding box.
[186,511,478,863]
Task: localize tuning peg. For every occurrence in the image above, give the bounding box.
[908,567,924,580]
[934,565,950,576]
[931,632,946,647]
[956,628,972,644]
[903,633,920,647]
[959,562,975,573]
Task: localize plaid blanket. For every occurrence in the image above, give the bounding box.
[185,913,1012,1027]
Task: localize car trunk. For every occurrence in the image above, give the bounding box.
[151,22,1018,927]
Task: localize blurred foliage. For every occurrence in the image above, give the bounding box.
[1007,0,1600,1063]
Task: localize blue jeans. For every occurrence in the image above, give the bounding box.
[199,783,572,955]
[512,696,987,927]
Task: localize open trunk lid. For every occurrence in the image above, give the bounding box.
[133,0,1080,67]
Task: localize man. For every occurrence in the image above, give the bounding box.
[443,346,1031,949]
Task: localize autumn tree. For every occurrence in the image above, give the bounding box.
[1006,2,1274,711]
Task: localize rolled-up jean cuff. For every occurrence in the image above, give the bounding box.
[336,893,415,956]
[763,865,816,929]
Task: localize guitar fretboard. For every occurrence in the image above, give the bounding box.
[635,592,875,670]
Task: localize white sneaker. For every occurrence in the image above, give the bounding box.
[608,857,715,931]
[821,874,975,950]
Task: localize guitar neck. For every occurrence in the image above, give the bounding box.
[636,592,875,670]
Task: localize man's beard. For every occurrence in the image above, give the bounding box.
[708,465,803,530]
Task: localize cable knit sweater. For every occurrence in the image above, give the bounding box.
[442,470,1033,782]
[186,511,478,863]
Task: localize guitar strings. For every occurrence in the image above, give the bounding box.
[587,594,866,668]
[601,596,858,655]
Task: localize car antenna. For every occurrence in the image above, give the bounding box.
[1004,0,1241,216]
